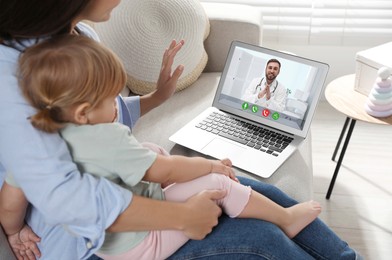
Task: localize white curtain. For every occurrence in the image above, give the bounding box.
[201,0,392,46]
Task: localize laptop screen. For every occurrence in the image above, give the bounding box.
[213,41,329,138]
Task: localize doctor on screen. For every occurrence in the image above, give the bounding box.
[242,58,287,112]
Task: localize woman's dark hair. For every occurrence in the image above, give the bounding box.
[0,0,92,44]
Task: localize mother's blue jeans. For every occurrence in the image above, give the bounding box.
[89,176,357,259]
[168,176,357,260]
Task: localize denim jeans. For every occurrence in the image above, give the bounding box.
[168,176,357,260]
[88,176,357,260]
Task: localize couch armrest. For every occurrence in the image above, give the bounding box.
[202,3,263,72]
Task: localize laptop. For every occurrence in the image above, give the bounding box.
[170,41,329,178]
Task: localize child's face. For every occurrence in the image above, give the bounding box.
[87,96,118,124]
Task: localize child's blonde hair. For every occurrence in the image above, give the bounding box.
[18,34,127,133]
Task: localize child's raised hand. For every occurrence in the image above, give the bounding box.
[210,158,239,182]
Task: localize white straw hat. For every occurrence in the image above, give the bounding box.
[94,0,210,95]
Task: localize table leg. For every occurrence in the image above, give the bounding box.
[326,118,356,199]
[332,117,350,161]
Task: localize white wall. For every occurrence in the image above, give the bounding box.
[200,0,392,100]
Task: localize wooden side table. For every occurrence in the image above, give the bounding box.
[324,74,392,199]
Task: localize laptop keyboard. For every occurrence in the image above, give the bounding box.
[195,112,293,157]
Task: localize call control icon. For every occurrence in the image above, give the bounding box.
[242,102,249,110]
[272,112,280,120]
[262,109,270,117]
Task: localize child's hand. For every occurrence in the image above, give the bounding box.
[7,224,41,260]
[210,158,239,182]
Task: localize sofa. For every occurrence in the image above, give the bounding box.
[0,3,313,258]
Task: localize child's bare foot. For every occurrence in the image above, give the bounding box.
[281,200,322,238]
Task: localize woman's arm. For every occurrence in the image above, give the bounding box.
[143,155,236,184]
[108,189,227,239]
[0,182,28,235]
[0,183,41,259]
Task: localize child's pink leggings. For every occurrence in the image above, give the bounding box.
[98,173,251,260]
[97,143,252,260]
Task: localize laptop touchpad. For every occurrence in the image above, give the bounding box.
[201,138,246,160]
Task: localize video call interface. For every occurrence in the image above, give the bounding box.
[217,46,320,131]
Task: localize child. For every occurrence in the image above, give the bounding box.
[10,35,321,259]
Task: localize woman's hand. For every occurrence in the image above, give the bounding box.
[139,39,185,116]
[181,189,226,239]
[7,224,41,260]
[155,39,185,102]
[210,158,239,182]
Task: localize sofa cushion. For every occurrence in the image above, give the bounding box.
[95,0,210,95]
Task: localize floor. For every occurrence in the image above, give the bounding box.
[311,101,392,260]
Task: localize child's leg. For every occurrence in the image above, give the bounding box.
[237,190,321,238]
[96,229,189,260]
[99,175,248,259]
[98,174,321,259]
[141,142,170,156]
[164,174,321,239]
[163,173,252,218]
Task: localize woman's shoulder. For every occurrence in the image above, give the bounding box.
[76,22,100,42]
[0,43,19,64]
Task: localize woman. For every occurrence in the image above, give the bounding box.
[0,0,361,259]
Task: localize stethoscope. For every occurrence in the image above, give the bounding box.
[255,77,278,95]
